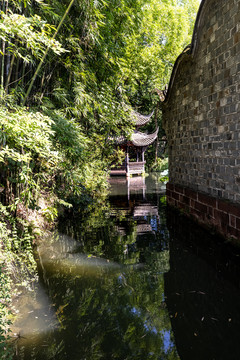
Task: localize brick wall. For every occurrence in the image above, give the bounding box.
[166,183,240,239]
[162,0,240,239]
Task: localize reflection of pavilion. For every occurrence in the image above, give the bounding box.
[134,204,159,217]
[108,175,146,200]
[127,176,146,200]
[108,174,169,271]
[111,186,169,272]
[109,176,160,239]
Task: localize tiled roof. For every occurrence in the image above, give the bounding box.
[110,106,157,147]
[131,110,154,126]
[113,128,158,147]
[131,128,159,147]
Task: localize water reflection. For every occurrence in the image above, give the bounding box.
[12,284,58,341]
[13,174,240,359]
[165,210,240,360]
[14,174,177,359]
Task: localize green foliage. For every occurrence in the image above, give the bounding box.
[105,0,196,105]
[42,206,58,223]
[0,106,58,208]
[151,157,169,172]
[0,0,199,202]
[0,105,110,208]
[0,265,13,360]
[50,110,87,164]
[0,0,200,215]
[0,11,65,62]
[0,202,38,359]
[0,218,13,360]
[0,1,200,357]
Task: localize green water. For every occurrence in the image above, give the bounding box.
[13,174,240,360]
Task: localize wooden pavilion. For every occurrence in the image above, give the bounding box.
[110,109,158,177]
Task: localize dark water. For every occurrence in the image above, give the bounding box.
[13,174,240,360]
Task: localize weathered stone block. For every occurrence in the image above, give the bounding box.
[236,217,240,230]
[198,192,217,207]
[213,209,229,229]
[230,214,236,228]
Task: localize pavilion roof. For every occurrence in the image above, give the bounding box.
[110,106,157,147]
[131,128,159,147]
[114,128,158,147]
[131,110,154,126]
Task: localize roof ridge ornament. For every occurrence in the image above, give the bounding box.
[153,87,168,102]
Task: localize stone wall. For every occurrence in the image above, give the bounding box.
[166,183,240,239]
[162,0,240,239]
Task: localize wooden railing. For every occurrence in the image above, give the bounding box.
[127,161,145,175]
[110,161,146,176]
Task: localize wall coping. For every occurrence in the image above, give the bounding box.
[163,0,210,104]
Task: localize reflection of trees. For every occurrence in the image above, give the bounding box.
[17,176,179,359]
[35,254,178,360]
[57,179,169,267]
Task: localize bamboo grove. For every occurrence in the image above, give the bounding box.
[0,0,199,210]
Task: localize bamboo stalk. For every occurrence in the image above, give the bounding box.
[0,0,9,98]
[5,54,15,93]
[15,56,19,84]
[0,0,6,98]
[23,0,75,106]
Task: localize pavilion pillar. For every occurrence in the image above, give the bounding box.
[142,147,146,174]
[127,176,130,201]
[142,176,146,199]
[126,146,129,177]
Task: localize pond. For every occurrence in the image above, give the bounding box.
[13,174,240,360]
